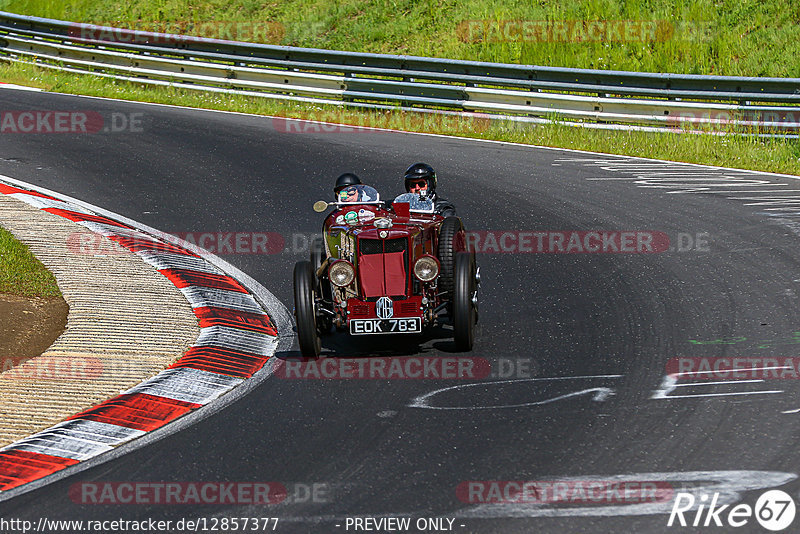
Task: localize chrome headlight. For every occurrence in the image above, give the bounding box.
[329,260,355,287]
[413,255,439,282]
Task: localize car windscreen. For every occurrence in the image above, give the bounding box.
[337,184,380,204]
[393,193,435,213]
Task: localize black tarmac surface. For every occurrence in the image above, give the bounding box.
[3,90,800,533]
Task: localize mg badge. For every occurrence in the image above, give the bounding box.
[379,230,388,238]
[376,297,394,319]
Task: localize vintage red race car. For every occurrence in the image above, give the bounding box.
[293,184,479,357]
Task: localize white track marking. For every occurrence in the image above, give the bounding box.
[409,375,622,410]
[651,367,788,400]
[559,157,798,203]
[560,156,800,245]
[0,83,43,92]
[659,391,784,399]
[672,379,765,387]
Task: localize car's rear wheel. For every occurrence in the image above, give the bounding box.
[437,216,466,297]
[293,260,321,358]
[453,252,477,351]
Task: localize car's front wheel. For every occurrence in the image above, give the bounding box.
[437,216,466,298]
[453,252,477,351]
[310,237,332,334]
[293,260,321,358]
[310,237,325,272]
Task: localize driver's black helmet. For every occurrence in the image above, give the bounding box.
[334,173,362,193]
[404,163,437,194]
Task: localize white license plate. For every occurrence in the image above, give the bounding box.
[349,318,422,335]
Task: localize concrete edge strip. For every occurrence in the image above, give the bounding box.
[0,82,42,92]
[0,175,294,499]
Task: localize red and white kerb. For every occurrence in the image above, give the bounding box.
[0,183,278,491]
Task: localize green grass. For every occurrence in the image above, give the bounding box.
[2,0,799,76]
[0,2,798,176]
[0,225,62,298]
[1,60,798,175]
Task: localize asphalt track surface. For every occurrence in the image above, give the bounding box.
[3,90,800,533]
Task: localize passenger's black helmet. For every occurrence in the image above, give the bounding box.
[334,173,362,193]
[403,163,437,193]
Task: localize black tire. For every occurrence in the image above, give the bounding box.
[310,237,325,271]
[453,252,477,351]
[310,237,332,334]
[293,260,321,358]
[437,216,465,297]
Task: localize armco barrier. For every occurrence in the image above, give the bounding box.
[0,11,799,134]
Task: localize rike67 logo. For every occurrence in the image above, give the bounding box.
[668,490,796,531]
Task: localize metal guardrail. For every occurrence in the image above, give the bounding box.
[1,10,799,134]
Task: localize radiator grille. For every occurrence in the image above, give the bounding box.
[359,239,382,255]
[398,301,420,315]
[384,237,407,253]
[350,304,370,317]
